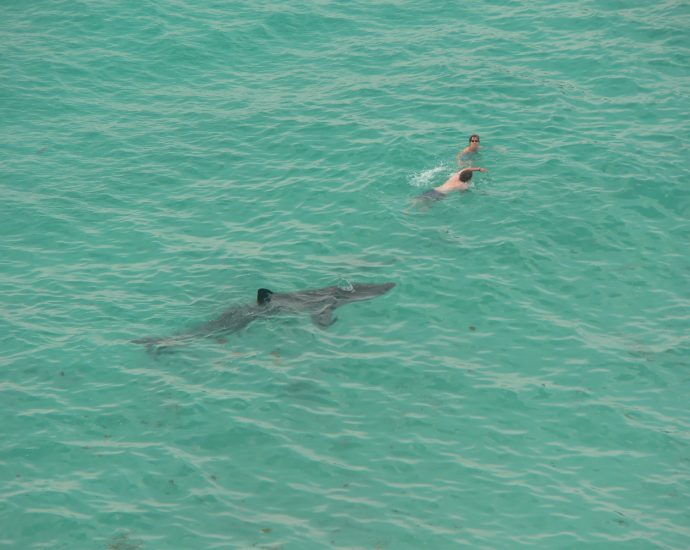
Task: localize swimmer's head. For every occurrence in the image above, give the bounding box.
[469,134,480,144]
[459,169,473,182]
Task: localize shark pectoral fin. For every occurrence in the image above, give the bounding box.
[311,307,337,328]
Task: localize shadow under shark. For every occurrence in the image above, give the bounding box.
[133,282,395,351]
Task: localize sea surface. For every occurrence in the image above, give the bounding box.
[2,1,689,548]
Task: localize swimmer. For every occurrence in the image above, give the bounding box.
[415,166,488,207]
[457,134,481,165]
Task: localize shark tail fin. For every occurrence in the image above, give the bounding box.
[257,288,274,305]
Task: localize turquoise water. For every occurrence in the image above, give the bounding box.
[2,0,689,548]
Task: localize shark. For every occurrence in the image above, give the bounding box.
[133,282,395,350]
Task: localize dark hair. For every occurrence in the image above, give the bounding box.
[459,169,473,182]
[469,134,480,144]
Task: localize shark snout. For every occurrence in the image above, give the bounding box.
[350,282,396,297]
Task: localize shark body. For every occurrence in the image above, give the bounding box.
[134,282,395,350]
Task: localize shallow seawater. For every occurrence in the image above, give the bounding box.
[2,1,689,548]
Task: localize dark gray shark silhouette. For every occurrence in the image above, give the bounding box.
[133,282,395,350]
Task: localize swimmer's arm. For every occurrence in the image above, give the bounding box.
[467,166,488,173]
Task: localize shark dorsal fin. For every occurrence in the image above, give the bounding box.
[257,288,273,305]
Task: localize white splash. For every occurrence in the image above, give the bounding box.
[409,164,449,188]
